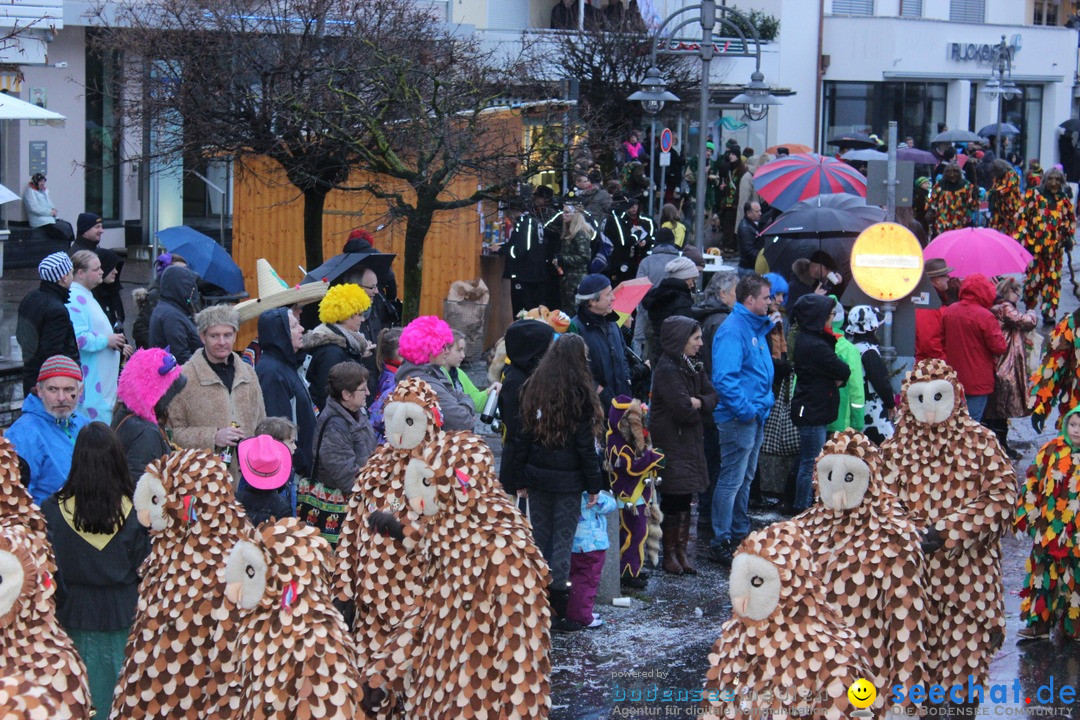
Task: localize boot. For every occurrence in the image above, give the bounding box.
[547,585,584,633]
[675,511,697,575]
[661,515,682,575]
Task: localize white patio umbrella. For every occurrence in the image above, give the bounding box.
[0,93,64,121]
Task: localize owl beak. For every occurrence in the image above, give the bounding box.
[732,593,749,616]
[409,497,425,514]
[225,581,242,605]
[136,509,151,528]
[832,490,846,510]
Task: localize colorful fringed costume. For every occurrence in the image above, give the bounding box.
[1015,407,1080,636]
[927,179,976,237]
[988,170,1022,238]
[605,396,664,579]
[1031,312,1080,432]
[1019,188,1075,324]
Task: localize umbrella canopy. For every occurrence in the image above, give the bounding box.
[931,129,983,144]
[301,251,396,286]
[0,184,21,205]
[1059,119,1080,133]
[766,143,811,155]
[896,147,938,164]
[826,133,878,150]
[753,154,868,211]
[923,227,1033,277]
[762,235,856,282]
[0,93,64,121]
[842,148,887,162]
[612,277,652,316]
[978,122,1020,137]
[156,226,245,294]
[760,194,885,237]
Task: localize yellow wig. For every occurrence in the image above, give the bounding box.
[318,283,372,324]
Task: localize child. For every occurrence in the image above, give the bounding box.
[1016,407,1080,641]
[846,306,895,445]
[437,331,499,412]
[567,490,617,628]
[369,327,402,443]
[236,418,296,522]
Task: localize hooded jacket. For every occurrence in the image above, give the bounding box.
[5,393,90,504]
[827,309,865,433]
[641,277,695,362]
[16,279,79,394]
[496,320,554,492]
[91,248,125,326]
[711,303,775,424]
[394,361,477,432]
[148,266,202,364]
[648,316,718,494]
[942,273,1008,395]
[256,308,316,476]
[790,294,850,427]
[303,323,368,412]
[690,294,732,378]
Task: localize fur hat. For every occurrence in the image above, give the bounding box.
[665,257,698,280]
[399,315,454,365]
[118,348,185,423]
[318,283,371,325]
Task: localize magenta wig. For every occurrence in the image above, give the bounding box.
[398,315,455,365]
[118,347,184,423]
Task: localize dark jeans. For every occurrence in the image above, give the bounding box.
[794,425,827,511]
[528,488,581,588]
[698,418,721,523]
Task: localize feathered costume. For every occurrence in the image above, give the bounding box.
[988,169,1022,238]
[1019,187,1076,324]
[928,178,976,237]
[1031,312,1080,432]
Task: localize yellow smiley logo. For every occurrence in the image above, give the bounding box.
[847,678,876,709]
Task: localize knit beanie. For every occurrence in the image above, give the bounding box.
[38,252,72,283]
[681,245,705,267]
[118,348,185,423]
[76,212,102,239]
[665,257,698,280]
[37,355,82,383]
[318,283,371,325]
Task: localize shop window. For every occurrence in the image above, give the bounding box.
[900,0,922,17]
[949,0,985,23]
[85,31,121,221]
[822,81,947,151]
[1033,0,1061,26]
[832,0,874,15]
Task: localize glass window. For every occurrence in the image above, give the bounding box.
[900,0,922,17]
[1033,0,1061,26]
[949,0,985,23]
[832,0,874,15]
[85,31,121,221]
[823,81,947,150]
[994,84,1042,165]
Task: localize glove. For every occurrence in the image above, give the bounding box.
[1031,414,1046,434]
[368,511,405,541]
[920,526,944,555]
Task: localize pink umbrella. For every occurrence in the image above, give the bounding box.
[923,227,1033,277]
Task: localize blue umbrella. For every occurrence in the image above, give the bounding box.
[156,226,246,294]
[978,122,1020,137]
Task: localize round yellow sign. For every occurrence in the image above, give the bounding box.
[850,222,924,301]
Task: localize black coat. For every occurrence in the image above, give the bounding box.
[569,308,631,410]
[642,278,695,352]
[496,320,556,492]
[16,280,79,394]
[112,407,171,484]
[235,480,293,527]
[789,295,850,426]
[737,217,761,270]
[256,308,317,476]
[648,317,717,495]
[502,213,552,283]
[512,418,603,495]
[303,324,365,412]
[148,266,202,365]
[690,295,731,378]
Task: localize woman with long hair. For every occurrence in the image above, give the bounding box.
[984,276,1037,457]
[41,422,150,714]
[659,203,687,248]
[512,333,604,632]
[559,205,596,313]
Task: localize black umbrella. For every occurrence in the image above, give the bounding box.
[301,251,396,286]
[760,193,885,237]
[931,129,983,144]
[762,234,857,282]
[825,132,878,150]
[978,122,1020,137]
[1060,119,1080,133]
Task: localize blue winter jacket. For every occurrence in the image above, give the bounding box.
[572,491,617,554]
[569,308,631,411]
[255,308,316,477]
[711,303,776,424]
[6,393,89,504]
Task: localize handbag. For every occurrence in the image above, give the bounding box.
[762,375,799,456]
[296,422,348,545]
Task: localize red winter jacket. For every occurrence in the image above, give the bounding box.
[915,308,945,363]
[941,274,1008,395]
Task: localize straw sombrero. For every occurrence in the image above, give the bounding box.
[235,259,329,324]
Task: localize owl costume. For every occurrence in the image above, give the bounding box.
[111,449,252,720]
[224,518,364,719]
[0,675,63,719]
[363,378,551,720]
[701,522,874,720]
[788,430,927,705]
[880,359,1016,691]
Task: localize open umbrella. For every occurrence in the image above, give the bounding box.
[301,251,396,286]
[841,149,887,162]
[923,227,1033,277]
[156,226,246,294]
[753,154,868,211]
[896,147,938,164]
[826,133,878,150]
[978,122,1020,137]
[760,194,885,237]
[766,143,811,155]
[761,235,856,281]
[611,277,652,327]
[1059,119,1080,133]
[931,129,983,144]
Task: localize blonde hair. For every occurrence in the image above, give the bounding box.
[995,276,1020,297]
[562,208,594,240]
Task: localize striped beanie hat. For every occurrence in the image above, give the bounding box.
[38,252,73,283]
[37,355,82,383]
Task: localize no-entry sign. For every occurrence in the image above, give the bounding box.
[659,128,673,153]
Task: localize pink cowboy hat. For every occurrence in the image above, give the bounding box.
[237,435,292,490]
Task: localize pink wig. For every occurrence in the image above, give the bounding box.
[117,347,184,423]
[399,315,454,365]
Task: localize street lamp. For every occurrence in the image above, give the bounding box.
[732,70,782,122]
[982,35,1019,160]
[629,67,680,219]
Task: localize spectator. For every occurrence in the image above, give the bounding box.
[132,253,187,349]
[942,273,1008,422]
[550,0,578,29]
[984,276,1037,457]
[499,208,554,316]
[641,256,698,366]
[558,204,596,313]
[512,333,604,632]
[70,212,104,254]
[437,331,498,413]
[255,307,316,476]
[92,248,125,329]
[604,196,656,284]
[16,252,79,394]
[573,173,613,220]
[633,226,681,354]
[112,348,187,484]
[826,300,865,435]
[41,422,149,713]
[659,203,687,248]
[496,319,555,494]
[394,316,477,431]
[649,316,717,575]
[915,258,957,363]
[304,284,372,412]
[568,274,631,410]
[786,250,837,310]
[789,293,850,512]
[567,490,617,628]
[312,361,375,490]
[67,250,128,424]
[21,173,73,242]
[148,265,202,364]
[736,201,763,277]
[166,305,266,469]
[252,416,301,513]
[234,434,294,526]
[734,155,769,230]
[708,275,775,564]
[342,228,399,323]
[369,327,403,443]
[6,356,90,504]
[845,306,895,445]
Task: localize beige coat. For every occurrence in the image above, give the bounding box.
[167,350,266,461]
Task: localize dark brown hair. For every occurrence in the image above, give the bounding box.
[328,361,369,402]
[57,422,134,534]
[519,334,603,447]
[376,327,403,371]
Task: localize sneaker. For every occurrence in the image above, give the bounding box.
[709,541,735,566]
[587,616,604,629]
[552,617,585,633]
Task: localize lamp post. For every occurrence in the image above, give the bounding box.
[629,67,680,220]
[983,35,1019,160]
[636,1,781,250]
